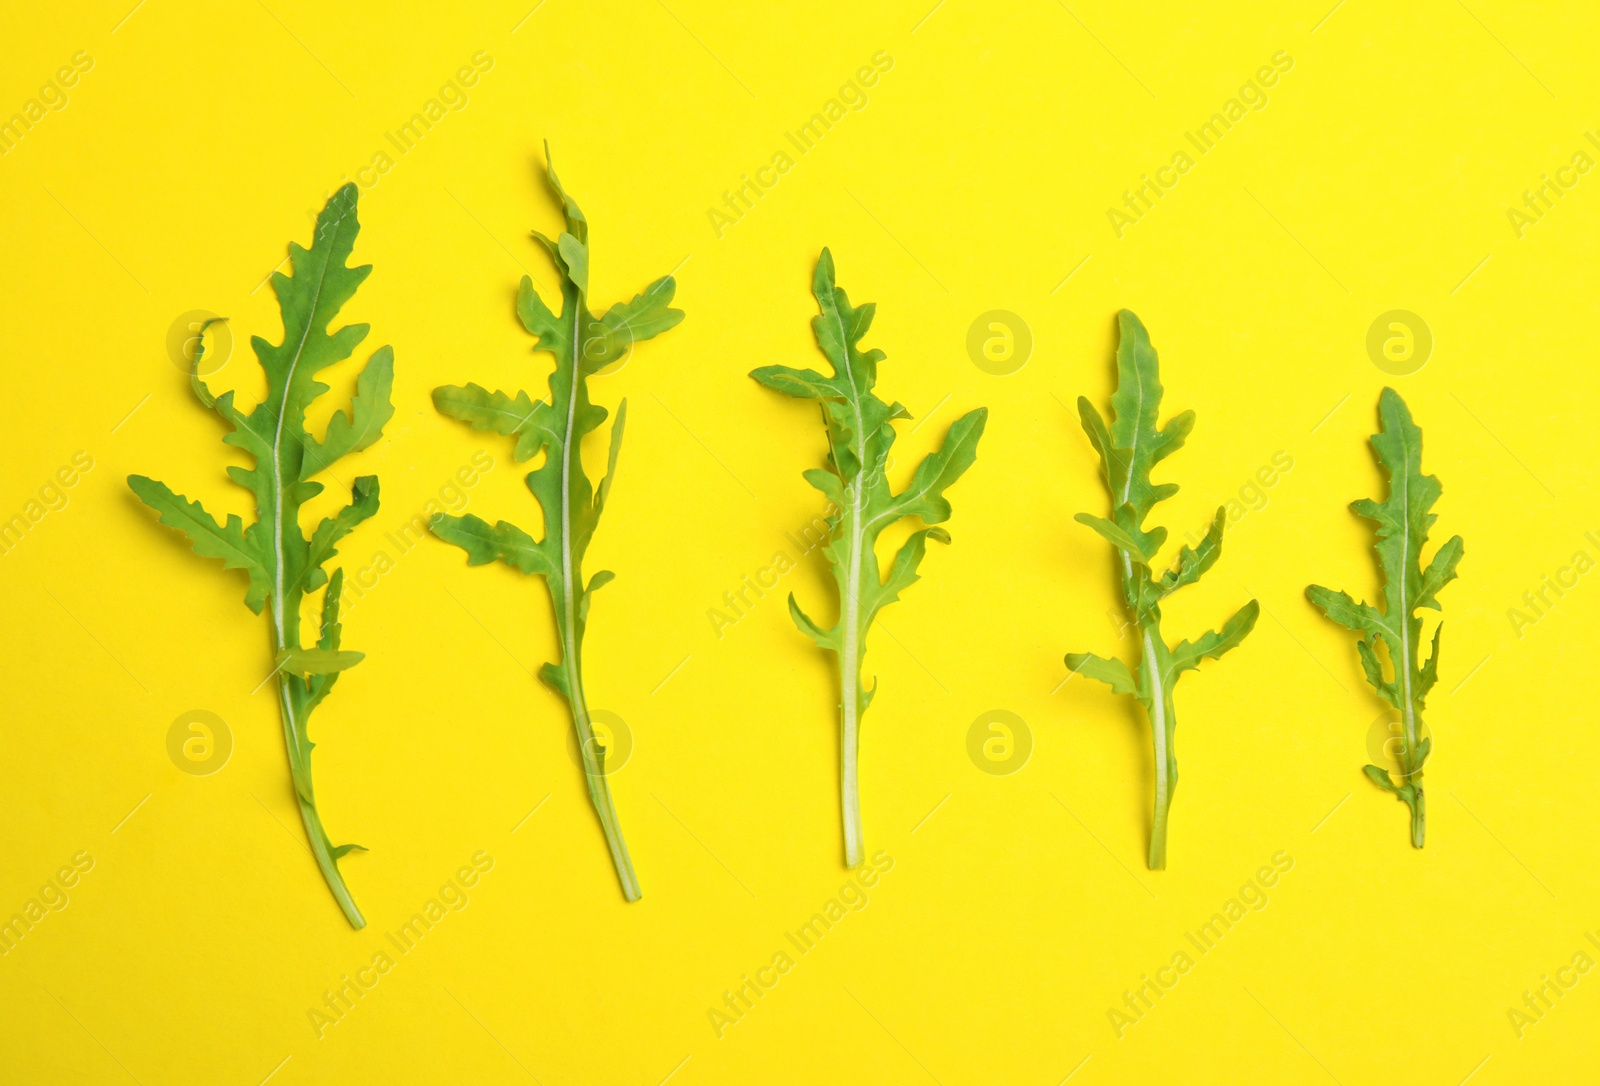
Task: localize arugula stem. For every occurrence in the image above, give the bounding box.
[1137,627,1178,870]
[1119,437,1176,871]
[268,446,365,929]
[1403,728,1426,848]
[1399,608,1424,849]
[556,277,641,903]
[272,651,365,929]
[1149,799,1170,870]
[564,651,641,901]
[1140,630,1174,871]
[265,346,352,924]
[834,283,869,872]
[291,765,367,929]
[839,649,864,869]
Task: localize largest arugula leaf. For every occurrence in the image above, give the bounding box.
[431,147,683,902]
[1065,311,1258,870]
[1307,388,1463,848]
[751,248,987,868]
[128,184,393,928]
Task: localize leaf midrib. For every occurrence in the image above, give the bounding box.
[269,211,349,646]
[1393,424,1417,745]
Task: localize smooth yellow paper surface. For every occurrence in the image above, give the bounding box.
[1,2,1595,1082]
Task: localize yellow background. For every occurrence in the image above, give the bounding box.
[2,1,1596,1082]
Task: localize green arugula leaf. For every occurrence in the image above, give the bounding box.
[128,184,392,928]
[305,475,380,591]
[430,145,683,902]
[1073,511,1151,563]
[1307,388,1463,848]
[1064,652,1139,696]
[1065,311,1258,870]
[432,383,555,461]
[125,475,272,613]
[278,647,365,675]
[751,248,987,868]
[429,513,554,576]
[301,346,395,478]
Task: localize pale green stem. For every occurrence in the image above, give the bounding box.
[1402,714,1426,849]
[271,627,365,929]
[564,650,641,901]
[558,283,640,902]
[839,647,864,869]
[1139,627,1175,871]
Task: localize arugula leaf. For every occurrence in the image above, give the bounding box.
[128,184,392,928]
[1065,311,1258,870]
[1307,388,1463,847]
[431,146,683,902]
[752,248,987,868]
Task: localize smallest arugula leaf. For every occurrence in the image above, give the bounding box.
[1307,387,1463,848]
